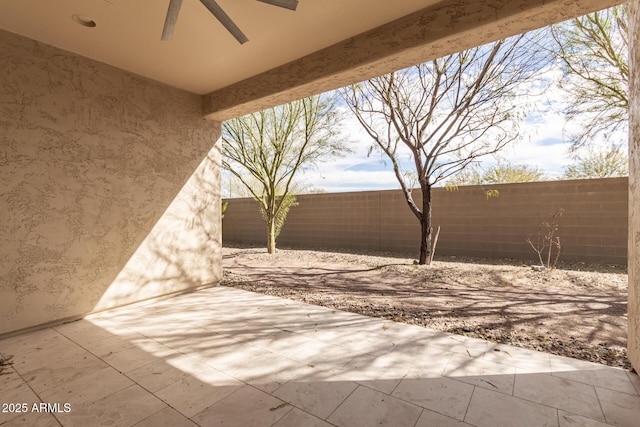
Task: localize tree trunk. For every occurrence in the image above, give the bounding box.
[418,184,433,265]
[267,216,277,254]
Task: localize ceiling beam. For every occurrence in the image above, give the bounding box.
[202,0,624,121]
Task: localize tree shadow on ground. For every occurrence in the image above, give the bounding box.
[223,250,629,368]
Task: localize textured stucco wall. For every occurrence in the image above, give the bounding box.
[629,0,640,372]
[0,30,222,335]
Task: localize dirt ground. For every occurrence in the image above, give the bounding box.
[222,246,630,370]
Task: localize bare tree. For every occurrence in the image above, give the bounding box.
[551,6,628,148]
[342,33,549,265]
[527,207,564,271]
[223,94,346,254]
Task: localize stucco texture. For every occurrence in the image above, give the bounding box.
[629,0,640,372]
[0,30,222,335]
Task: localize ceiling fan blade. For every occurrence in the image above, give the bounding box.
[161,0,183,41]
[199,0,249,44]
[257,0,298,11]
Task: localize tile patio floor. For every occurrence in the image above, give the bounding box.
[1,286,639,427]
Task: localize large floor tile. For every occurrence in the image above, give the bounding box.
[90,340,164,373]
[3,286,636,427]
[272,408,334,427]
[514,373,604,421]
[54,384,166,427]
[192,385,290,427]
[0,412,61,427]
[39,365,134,407]
[196,342,321,392]
[10,339,88,375]
[482,344,551,373]
[54,319,122,345]
[627,371,640,395]
[133,407,198,427]
[424,332,490,358]
[552,367,637,396]
[79,334,142,357]
[444,353,516,395]
[558,410,613,427]
[381,342,455,376]
[126,358,190,392]
[284,340,359,373]
[391,376,474,420]
[273,380,358,419]
[155,366,242,418]
[24,351,107,393]
[326,352,411,394]
[327,385,422,427]
[596,386,640,427]
[0,375,41,425]
[415,408,474,427]
[465,387,559,427]
[0,328,64,357]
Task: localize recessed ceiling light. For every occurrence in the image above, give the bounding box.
[72,15,97,28]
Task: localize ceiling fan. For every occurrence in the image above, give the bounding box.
[161,0,298,44]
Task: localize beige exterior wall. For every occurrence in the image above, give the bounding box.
[0,30,222,335]
[629,0,640,372]
[224,178,627,265]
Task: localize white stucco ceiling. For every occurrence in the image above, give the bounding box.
[0,0,438,94]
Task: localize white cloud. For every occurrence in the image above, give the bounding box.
[307,103,576,191]
[223,71,627,197]
[300,168,400,193]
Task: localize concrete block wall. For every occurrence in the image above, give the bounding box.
[223,177,628,265]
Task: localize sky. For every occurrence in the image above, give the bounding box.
[293,101,582,194]
[293,72,628,194]
[222,22,628,197]
[221,80,628,196]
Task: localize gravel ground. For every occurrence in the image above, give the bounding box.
[222,246,631,370]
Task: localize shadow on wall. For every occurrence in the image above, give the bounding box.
[0,29,223,335]
[1,143,222,336]
[94,151,222,311]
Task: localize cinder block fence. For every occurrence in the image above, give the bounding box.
[222,177,628,265]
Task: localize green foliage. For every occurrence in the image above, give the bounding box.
[444,182,500,200]
[447,161,543,200]
[444,182,459,192]
[222,93,347,253]
[448,169,483,186]
[562,145,628,179]
[450,161,547,185]
[259,194,298,239]
[484,189,500,199]
[551,6,628,147]
[221,201,228,219]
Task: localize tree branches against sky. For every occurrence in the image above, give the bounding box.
[222,94,348,253]
[550,5,628,149]
[341,30,552,264]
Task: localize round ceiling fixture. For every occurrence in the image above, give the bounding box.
[72,15,97,28]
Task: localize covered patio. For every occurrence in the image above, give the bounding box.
[2,286,639,426]
[2,0,640,425]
